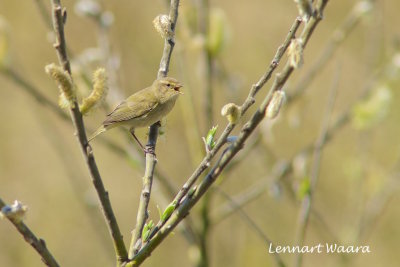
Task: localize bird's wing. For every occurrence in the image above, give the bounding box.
[103,88,158,126]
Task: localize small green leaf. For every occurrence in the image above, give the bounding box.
[161,200,177,222]
[205,125,218,150]
[142,220,154,242]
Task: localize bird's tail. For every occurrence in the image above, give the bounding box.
[88,125,106,142]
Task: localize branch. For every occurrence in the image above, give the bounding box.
[0,198,59,267]
[287,0,372,102]
[49,0,127,263]
[31,0,198,251]
[129,124,159,258]
[143,14,302,254]
[176,15,303,212]
[130,2,330,265]
[213,57,391,242]
[128,0,181,258]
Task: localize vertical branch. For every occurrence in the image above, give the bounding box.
[157,0,180,79]
[129,125,159,258]
[294,68,339,267]
[129,0,181,259]
[49,0,128,263]
[0,198,60,267]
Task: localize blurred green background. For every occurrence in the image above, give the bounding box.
[1,0,400,266]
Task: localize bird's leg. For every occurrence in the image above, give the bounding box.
[130,129,155,156]
[130,129,145,151]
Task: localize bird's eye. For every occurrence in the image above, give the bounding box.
[167,83,171,87]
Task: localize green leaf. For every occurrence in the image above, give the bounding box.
[206,125,218,150]
[142,220,154,242]
[161,200,177,222]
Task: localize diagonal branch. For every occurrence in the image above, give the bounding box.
[287,0,374,103]
[49,0,127,263]
[0,198,60,267]
[175,16,303,206]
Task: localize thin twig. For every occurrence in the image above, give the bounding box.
[1,35,177,206]
[3,9,195,246]
[294,67,340,267]
[128,0,181,259]
[37,108,114,257]
[178,15,303,212]
[211,65,386,233]
[0,64,139,165]
[49,0,127,263]
[145,15,303,246]
[145,14,303,250]
[0,198,60,267]
[287,0,373,103]
[130,2,329,265]
[129,125,159,258]
[213,61,390,247]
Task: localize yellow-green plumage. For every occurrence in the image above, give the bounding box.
[88,77,182,142]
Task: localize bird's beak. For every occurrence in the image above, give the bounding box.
[174,83,184,94]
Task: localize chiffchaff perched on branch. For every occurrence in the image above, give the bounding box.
[88,77,183,152]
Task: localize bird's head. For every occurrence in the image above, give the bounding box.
[155,77,183,102]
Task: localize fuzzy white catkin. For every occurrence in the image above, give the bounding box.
[288,38,304,69]
[153,14,172,39]
[266,91,286,119]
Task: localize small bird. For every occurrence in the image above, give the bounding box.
[88,77,183,152]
